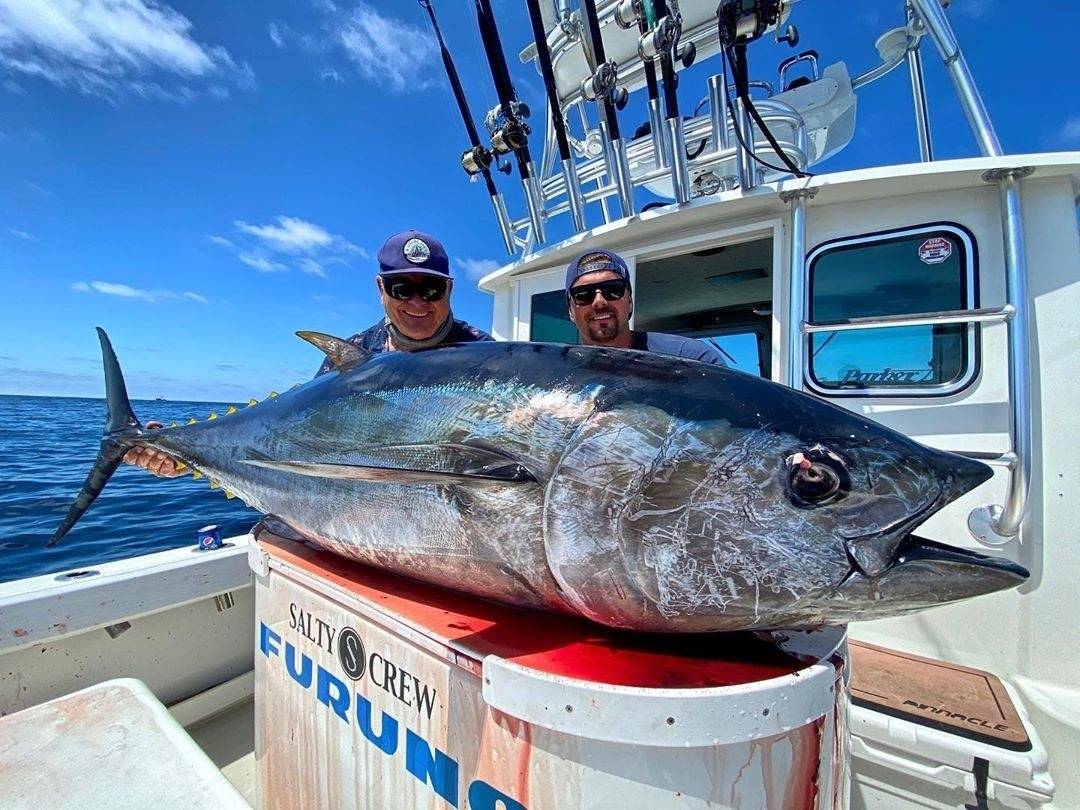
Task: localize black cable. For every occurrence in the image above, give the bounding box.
[717,20,813,180]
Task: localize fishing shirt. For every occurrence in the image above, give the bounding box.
[315,318,493,376]
[631,331,729,366]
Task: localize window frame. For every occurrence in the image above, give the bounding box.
[804,222,980,399]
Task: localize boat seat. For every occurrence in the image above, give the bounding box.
[0,678,250,809]
[850,639,1029,750]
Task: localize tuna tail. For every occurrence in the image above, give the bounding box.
[47,328,143,547]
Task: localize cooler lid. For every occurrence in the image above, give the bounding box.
[0,678,249,809]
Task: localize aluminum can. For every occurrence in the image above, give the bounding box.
[197,524,223,551]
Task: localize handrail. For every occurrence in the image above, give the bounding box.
[803,305,1014,333]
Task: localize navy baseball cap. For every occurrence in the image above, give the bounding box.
[378,230,451,277]
[565,249,630,292]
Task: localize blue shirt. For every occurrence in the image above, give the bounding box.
[315,318,493,376]
[631,331,729,366]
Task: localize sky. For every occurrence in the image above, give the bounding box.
[0,0,1076,401]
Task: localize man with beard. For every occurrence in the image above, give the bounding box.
[124,229,492,478]
[565,249,727,365]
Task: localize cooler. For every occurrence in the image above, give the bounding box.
[250,534,850,809]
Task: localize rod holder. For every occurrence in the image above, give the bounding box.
[735,96,756,191]
[491,193,516,254]
[708,74,731,151]
[561,157,587,231]
[648,97,668,168]
[611,138,635,218]
[522,166,546,245]
[667,117,691,204]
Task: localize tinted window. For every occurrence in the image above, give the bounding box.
[808,226,975,394]
[530,290,579,343]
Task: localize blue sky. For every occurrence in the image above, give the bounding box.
[0,0,1076,401]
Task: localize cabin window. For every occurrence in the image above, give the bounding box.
[806,224,977,396]
[530,290,578,343]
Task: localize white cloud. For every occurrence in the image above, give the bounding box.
[238,252,287,273]
[235,215,337,254]
[0,0,253,100]
[268,21,285,49]
[454,257,500,281]
[70,279,208,302]
[9,227,32,240]
[1056,116,1080,144]
[953,0,993,19]
[221,214,367,279]
[337,3,437,92]
[297,257,327,279]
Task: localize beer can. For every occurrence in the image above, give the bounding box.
[197,524,223,551]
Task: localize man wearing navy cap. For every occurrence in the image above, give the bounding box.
[565,249,727,365]
[314,229,492,375]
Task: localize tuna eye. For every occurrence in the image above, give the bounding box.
[786,449,849,506]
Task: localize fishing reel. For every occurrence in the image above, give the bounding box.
[581,61,628,110]
[718,0,787,45]
[624,12,695,69]
[459,144,494,176]
[485,102,531,156]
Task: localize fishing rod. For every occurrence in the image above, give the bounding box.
[473,0,545,243]
[616,0,696,203]
[418,0,514,254]
[614,0,666,169]
[577,0,634,219]
[524,0,586,231]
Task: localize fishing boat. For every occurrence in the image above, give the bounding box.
[1,1,1076,807]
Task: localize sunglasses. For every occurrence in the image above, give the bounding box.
[568,280,628,306]
[384,276,449,302]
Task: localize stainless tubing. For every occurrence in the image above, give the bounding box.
[735,95,756,190]
[907,41,934,161]
[522,167,546,245]
[491,193,516,255]
[561,157,586,231]
[785,191,809,389]
[667,117,691,203]
[648,97,668,167]
[611,137,636,218]
[908,0,1001,157]
[803,305,1014,333]
[708,74,730,150]
[992,169,1033,537]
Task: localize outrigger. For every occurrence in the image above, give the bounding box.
[1,1,1077,808]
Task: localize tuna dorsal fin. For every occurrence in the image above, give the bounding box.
[242,443,537,486]
[296,330,371,372]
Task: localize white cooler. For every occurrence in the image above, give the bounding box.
[250,533,852,809]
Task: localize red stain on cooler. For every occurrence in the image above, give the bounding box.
[261,537,806,689]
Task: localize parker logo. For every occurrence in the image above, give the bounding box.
[338,627,366,680]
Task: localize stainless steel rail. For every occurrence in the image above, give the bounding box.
[906,5,934,162]
[803,305,1014,334]
[781,187,815,389]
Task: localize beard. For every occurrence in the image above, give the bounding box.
[586,311,622,343]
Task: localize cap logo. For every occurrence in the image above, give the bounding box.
[578,252,617,274]
[403,238,431,264]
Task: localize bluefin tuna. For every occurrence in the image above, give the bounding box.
[50,328,1027,632]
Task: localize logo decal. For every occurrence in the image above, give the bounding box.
[337,626,366,680]
[403,238,431,264]
[918,237,953,265]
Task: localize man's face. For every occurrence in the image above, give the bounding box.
[377,273,452,340]
[568,269,633,345]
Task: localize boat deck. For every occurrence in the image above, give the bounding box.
[188,697,257,806]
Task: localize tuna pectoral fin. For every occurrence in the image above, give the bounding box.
[244,443,537,486]
[48,328,142,547]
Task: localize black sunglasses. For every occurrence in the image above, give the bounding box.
[568,280,628,306]
[385,276,449,302]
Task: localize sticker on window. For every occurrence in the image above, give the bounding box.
[918,237,953,265]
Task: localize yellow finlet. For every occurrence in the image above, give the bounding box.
[208,479,220,490]
[174,462,188,473]
[187,417,198,425]
[223,489,237,500]
[169,421,179,429]
[225,405,238,415]
[267,390,279,399]
[207,411,219,420]
[246,398,258,407]
[192,471,204,480]
[289,383,300,390]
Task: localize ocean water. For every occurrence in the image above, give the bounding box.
[0,395,259,584]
